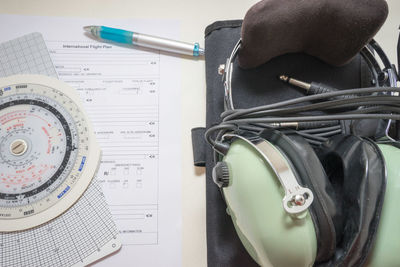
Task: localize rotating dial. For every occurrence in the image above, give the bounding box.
[0,75,100,232]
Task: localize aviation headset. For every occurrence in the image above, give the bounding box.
[205,37,400,266]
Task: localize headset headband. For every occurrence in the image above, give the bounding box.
[205,39,400,154]
[222,39,398,111]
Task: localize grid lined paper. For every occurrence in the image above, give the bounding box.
[0,32,57,77]
[0,33,121,267]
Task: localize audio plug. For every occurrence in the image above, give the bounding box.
[279,75,339,95]
[279,75,357,101]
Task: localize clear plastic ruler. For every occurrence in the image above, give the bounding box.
[0,33,121,266]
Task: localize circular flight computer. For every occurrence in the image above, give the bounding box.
[0,75,100,232]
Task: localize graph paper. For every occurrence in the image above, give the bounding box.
[0,33,121,266]
[0,32,57,78]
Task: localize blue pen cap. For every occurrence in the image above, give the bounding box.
[99,26,133,44]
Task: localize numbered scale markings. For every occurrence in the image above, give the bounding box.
[0,75,101,232]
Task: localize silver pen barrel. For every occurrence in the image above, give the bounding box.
[133,33,204,56]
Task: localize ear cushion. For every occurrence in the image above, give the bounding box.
[238,0,388,69]
[260,130,387,266]
[259,129,339,262]
[315,135,386,266]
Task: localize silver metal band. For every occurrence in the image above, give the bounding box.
[223,133,314,217]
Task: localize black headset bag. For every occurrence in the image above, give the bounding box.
[191,20,375,267]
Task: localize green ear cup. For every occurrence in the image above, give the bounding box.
[220,138,400,267]
[221,138,317,267]
[366,144,400,266]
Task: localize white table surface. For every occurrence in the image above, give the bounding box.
[2,1,399,266]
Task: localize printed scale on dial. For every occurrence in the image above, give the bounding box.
[0,75,100,232]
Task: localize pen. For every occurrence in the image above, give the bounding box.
[83,25,204,57]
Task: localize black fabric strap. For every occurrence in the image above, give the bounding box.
[191,127,207,167]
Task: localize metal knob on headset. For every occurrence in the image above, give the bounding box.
[212,162,230,188]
